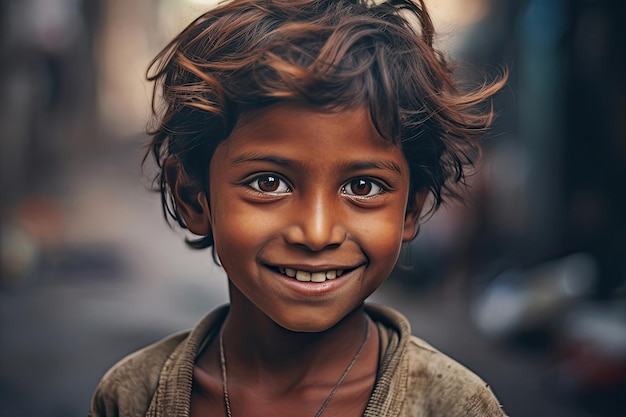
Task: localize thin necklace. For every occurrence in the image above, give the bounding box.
[219,319,370,417]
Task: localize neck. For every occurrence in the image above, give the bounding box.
[221,284,371,386]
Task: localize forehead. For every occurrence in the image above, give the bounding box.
[219,103,402,161]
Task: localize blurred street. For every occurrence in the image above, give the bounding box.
[0,141,230,416]
[0,143,603,417]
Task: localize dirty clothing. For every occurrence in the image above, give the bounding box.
[89,304,506,417]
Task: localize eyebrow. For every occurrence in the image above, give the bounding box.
[231,153,293,167]
[347,160,403,175]
[231,152,403,175]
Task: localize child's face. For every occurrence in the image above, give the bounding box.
[202,103,422,332]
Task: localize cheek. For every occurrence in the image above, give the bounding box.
[352,211,405,263]
[212,212,249,252]
[211,202,280,264]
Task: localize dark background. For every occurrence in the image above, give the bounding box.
[1,0,624,416]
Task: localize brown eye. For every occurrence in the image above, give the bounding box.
[350,179,372,196]
[259,175,279,192]
[248,175,291,194]
[343,178,383,198]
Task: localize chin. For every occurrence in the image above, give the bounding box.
[270,304,365,334]
[268,310,340,333]
[275,318,336,334]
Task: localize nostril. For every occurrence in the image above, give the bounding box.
[282,214,347,251]
[292,241,342,252]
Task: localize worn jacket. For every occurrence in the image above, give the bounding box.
[89,304,506,416]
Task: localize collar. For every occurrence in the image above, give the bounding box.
[146,303,411,417]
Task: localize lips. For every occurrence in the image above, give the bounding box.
[278,267,345,282]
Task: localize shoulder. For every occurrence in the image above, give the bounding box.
[88,331,190,417]
[404,336,507,417]
[364,303,506,416]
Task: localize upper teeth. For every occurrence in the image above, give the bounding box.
[279,267,345,282]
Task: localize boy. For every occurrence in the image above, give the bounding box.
[90,0,507,416]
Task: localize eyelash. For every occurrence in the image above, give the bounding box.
[244,174,387,199]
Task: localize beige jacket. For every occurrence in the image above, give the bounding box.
[89,304,506,417]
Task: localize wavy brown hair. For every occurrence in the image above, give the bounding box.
[145,0,506,249]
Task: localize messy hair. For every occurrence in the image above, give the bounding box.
[145,0,506,249]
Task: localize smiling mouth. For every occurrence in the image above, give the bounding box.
[273,266,349,282]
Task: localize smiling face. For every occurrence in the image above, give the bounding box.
[180,103,425,332]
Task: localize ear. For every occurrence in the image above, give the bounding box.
[163,156,212,238]
[402,190,428,242]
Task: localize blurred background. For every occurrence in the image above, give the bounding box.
[0,0,624,416]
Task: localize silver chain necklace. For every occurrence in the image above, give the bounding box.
[218,320,370,417]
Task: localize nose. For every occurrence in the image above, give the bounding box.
[283,192,347,251]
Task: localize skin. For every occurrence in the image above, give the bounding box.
[172,103,426,416]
